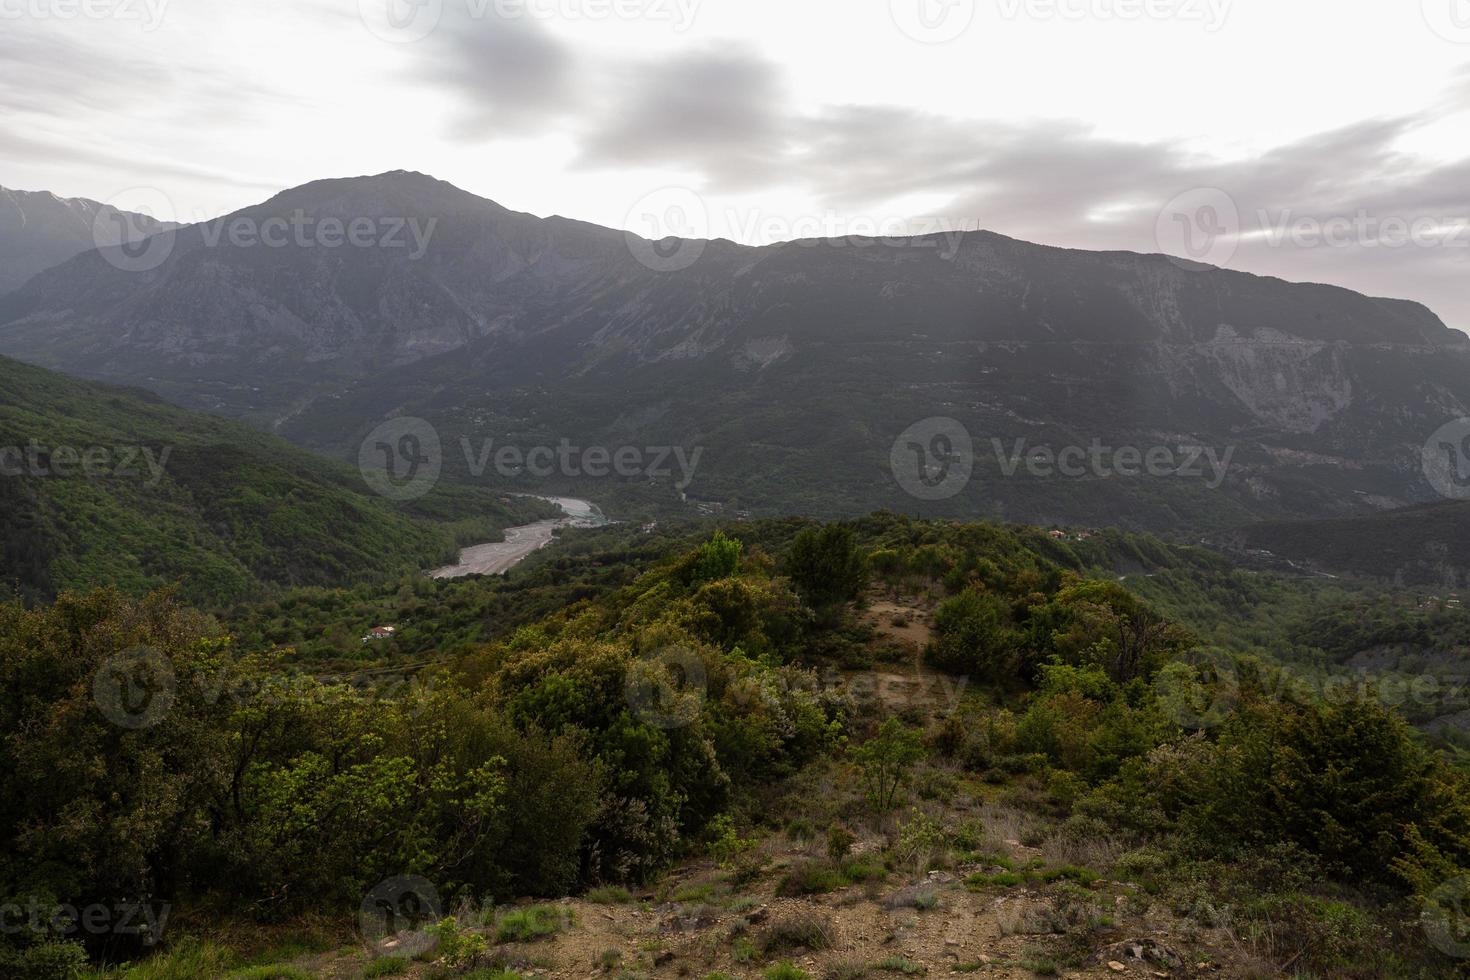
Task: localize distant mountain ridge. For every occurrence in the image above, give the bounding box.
[2,170,1468,530]
[0,185,179,295]
[1222,500,1470,588]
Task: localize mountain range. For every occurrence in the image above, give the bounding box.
[0,185,178,295]
[2,170,1468,532]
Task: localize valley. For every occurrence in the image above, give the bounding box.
[429,497,610,579]
[7,3,1470,977]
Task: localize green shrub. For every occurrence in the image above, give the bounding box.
[777,861,847,896]
[362,957,410,977]
[428,917,488,968]
[691,532,743,583]
[761,914,834,955]
[494,905,567,944]
[585,885,633,904]
[0,941,88,980]
[826,824,856,861]
[926,589,1016,680]
[852,719,924,812]
[707,813,757,868]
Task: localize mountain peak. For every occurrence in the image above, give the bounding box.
[247,170,507,220]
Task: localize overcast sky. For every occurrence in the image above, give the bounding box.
[3,0,1468,329]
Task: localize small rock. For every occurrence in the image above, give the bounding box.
[1107,962,1127,973]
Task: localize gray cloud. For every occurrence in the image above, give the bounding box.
[575,49,791,188]
[0,33,173,115]
[419,8,576,138]
[412,33,1470,330]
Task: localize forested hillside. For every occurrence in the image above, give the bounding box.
[0,355,554,605]
[3,515,1468,978]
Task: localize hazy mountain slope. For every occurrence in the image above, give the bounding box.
[1223,499,1470,587]
[2,170,1467,529]
[0,185,178,295]
[0,355,550,605]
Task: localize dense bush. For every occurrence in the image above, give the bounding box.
[926,588,1017,680]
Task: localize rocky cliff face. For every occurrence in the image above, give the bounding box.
[1,170,1465,528]
[0,186,178,295]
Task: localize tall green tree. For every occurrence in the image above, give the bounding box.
[786,524,868,620]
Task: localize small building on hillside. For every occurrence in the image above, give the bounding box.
[362,625,396,644]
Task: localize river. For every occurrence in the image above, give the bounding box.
[428,496,608,580]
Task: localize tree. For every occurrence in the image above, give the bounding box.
[691,531,742,583]
[852,719,924,812]
[927,588,1016,680]
[786,525,868,619]
[1045,581,1190,683]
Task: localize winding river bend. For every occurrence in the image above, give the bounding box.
[428,496,608,580]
